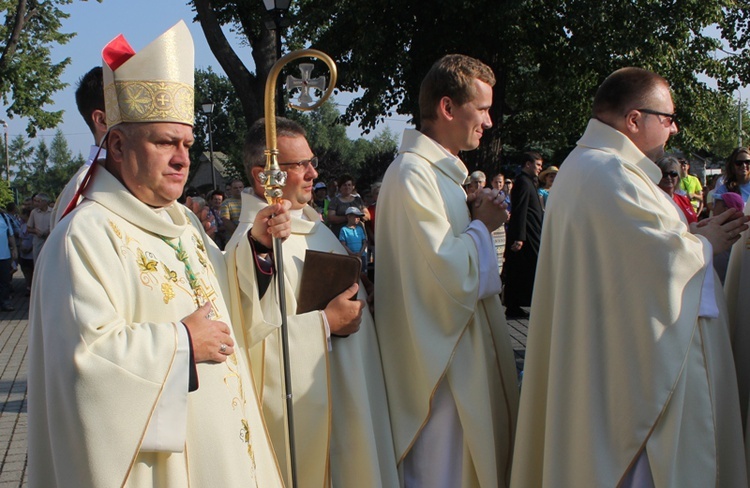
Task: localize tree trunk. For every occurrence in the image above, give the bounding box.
[192,0,275,126]
[0,0,35,73]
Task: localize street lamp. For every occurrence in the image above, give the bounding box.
[263,0,292,116]
[201,102,217,191]
[0,120,8,182]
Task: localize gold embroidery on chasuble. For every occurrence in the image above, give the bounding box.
[225,353,257,472]
[107,219,122,239]
[137,248,159,273]
[162,263,178,282]
[112,217,257,474]
[108,220,208,306]
[161,283,175,304]
[192,232,211,271]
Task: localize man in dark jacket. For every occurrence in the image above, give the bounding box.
[503,151,543,318]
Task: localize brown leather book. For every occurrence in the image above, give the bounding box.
[296,249,361,314]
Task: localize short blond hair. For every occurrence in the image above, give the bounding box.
[419,54,495,123]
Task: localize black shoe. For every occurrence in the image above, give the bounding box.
[1,305,15,312]
[505,307,529,319]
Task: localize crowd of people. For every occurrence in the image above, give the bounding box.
[0,195,52,310]
[16,18,750,488]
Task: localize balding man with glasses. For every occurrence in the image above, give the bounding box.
[512,67,750,488]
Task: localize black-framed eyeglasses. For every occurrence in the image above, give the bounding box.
[279,156,318,171]
[661,171,679,179]
[636,108,678,126]
[734,159,750,167]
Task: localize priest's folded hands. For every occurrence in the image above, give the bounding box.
[690,208,750,254]
[469,187,509,233]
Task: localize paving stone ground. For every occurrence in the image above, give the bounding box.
[0,273,30,488]
[0,271,528,487]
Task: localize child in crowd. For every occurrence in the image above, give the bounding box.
[339,206,368,272]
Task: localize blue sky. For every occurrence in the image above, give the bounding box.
[5,0,409,158]
[6,1,234,156]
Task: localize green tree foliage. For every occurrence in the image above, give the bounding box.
[8,133,34,196]
[192,68,249,183]
[31,139,50,191]
[0,179,15,208]
[289,99,398,189]
[10,130,80,199]
[685,91,750,160]
[0,136,14,206]
[46,129,80,194]
[0,0,81,136]
[717,2,750,92]
[191,66,398,187]
[190,0,279,128]
[288,0,750,172]
[355,127,398,191]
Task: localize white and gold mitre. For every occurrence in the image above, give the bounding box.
[102,20,194,127]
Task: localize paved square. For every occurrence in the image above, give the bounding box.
[0,272,527,486]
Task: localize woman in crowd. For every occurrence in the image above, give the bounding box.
[327,173,370,237]
[656,155,698,224]
[537,165,558,206]
[713,146,750,214]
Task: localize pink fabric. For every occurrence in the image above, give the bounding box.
[721,192,744,212]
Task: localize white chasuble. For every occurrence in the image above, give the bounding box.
[28,167,283,488]
[511,119,747,487]
[375,129,520,488]
[724,199,750,474]
[226,193,400,488]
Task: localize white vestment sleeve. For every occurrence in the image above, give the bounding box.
[140,322,190,452]
[698,240,719,318]
[465,220,502,299]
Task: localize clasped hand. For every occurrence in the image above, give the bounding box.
[469,188,509,233]
[691,209,750,255]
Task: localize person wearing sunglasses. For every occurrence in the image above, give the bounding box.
[713,147,750,215]
[656,155,698,224]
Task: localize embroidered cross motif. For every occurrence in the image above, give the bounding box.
[286,63,326,108]
[155,92,171,108]
[195,278,221,320]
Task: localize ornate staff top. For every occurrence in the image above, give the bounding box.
[260,49,338,205]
